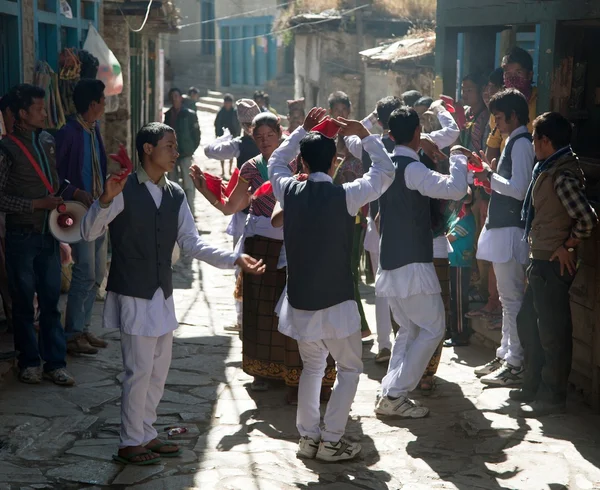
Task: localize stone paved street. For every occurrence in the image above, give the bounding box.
[1,110,600,489]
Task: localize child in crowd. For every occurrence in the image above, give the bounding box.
[214,93,241,177]
[444,188,476,347]
[81,122,264,466]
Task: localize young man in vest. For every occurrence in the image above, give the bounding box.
[56,79,108,356]
[471,89,535,386]
[513,112,597,417]
[374,107,468,418]
[268,107,395,462]
[0,84,74,386]
[81,122,265,465]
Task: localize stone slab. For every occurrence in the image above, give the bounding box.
[46,460,121,486]
[111,463,165,485]
[0,462,47,483]
[65,445,114,462]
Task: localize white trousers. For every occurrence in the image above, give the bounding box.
[233,231,243,326]
[381,293,445,398]
[371,250,393,351]
[119,331,173,448]
[493,259,525,367]
[297,331,363,443]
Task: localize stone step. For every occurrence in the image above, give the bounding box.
[199,96,224,105]
[195,101,220,114]
[207,89,223,97]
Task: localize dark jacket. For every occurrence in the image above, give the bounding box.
[55,117,107,200]
[164,107,201,158]
[214,107,240,138]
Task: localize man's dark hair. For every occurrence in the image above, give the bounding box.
[414,96,434,109]
[503,46,534,73]
[188,86,199,96]
[0,93,13,114]
[253,90,264,101]
[73,79,105,115]
[532,112,572,150]
[489,67,504,88]
[136,122,175,164]
[463,72,487,91]
[223,93,234,103]
[328,91,351,110]
[300,132,336,174]
[9,84,46,121]
[376,96,402,129]
[489,88,529,127]
[388,106,420,145]
[264,93,270,106]
[168,87,182,97]
[401,90,423,107]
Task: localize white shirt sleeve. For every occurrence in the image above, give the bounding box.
[343,135,364,159]
[343,135,395,216]
[80,193,125,241]
[203,137,241,161]
[176,199,238,268]
[428,108,460,150]
[405,154,468,201]
[268,126,305,209]
[490,138,535,200]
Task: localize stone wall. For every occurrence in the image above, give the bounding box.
[102,14,131,159]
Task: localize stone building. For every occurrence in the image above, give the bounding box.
[290,10,410,118]
[360,32,435,114]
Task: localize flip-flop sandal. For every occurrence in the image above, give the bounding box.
[145,441,181,457]
[112,450,162,465]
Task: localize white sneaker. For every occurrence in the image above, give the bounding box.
[316,438,361,462]
[374,395,429,418]
[297,436,320,459]
[474,357,504,377]
[480,363,524,387]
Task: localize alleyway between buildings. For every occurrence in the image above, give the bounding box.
[0,110,600,490]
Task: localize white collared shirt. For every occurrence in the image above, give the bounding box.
[477,126,534,265]
[81,170,238,336]
[376,146,468,298]
[269,126,395,341]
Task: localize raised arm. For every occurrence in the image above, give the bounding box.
[268,125,305,205]
[81,174,127,241]
[405,153,468,201]
[343,111,378,159]
[488,138,534,200]
[428,104,460,150]
[204,136,240,161]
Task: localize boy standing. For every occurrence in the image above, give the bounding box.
[444,188,476,347]
[214,94,241,177]
[81,122,264,465]
[269,108,395,462]
[56,79,108,355]
[472,89,535,386]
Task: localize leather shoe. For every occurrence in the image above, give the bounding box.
[67,335,98,355]
[85,332,108,348]
[518,400,566,418]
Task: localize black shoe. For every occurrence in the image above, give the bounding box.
[443,339,469,347]
[509,389,536,403]
[518,400,566,418]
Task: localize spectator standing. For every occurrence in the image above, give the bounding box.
[55,79,109,355]
[0,84,74,386]
[214,93,240,177]
[183,86,200,112]
[164,88,201,212]
[513,112,598,417]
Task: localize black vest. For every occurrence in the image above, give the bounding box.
[283,178,355,311]
[486,132,532,229]
[106,174,185,300]
[379,155,433,270]
[361,135,395,218]
[237,135,260,169]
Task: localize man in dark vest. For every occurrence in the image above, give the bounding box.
[0,84,74,386]
[81,122,265,466]
[269,108,395,462]
[471,89,535,388]
[514,112,598,417]
[374,107,468,419]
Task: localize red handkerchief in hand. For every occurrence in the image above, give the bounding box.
[225,168,239,197]
[311,117,340,139]
[296,173,308,182]
[109,144,133,182]
[252,181,273,199]
[203,172,226,203]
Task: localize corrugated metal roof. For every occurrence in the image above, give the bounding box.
[360,34,435,64]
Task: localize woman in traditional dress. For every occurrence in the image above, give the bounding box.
[193,112,334,402]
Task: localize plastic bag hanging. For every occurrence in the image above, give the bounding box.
[83,25,123,96]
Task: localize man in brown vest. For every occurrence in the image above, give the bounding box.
[512,112,598,417]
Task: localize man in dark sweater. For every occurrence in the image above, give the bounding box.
[56,78,108,355]
[0,84,74,386]
[81,122,265,466]
[269,108,395,462]
[214,93,240,177]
